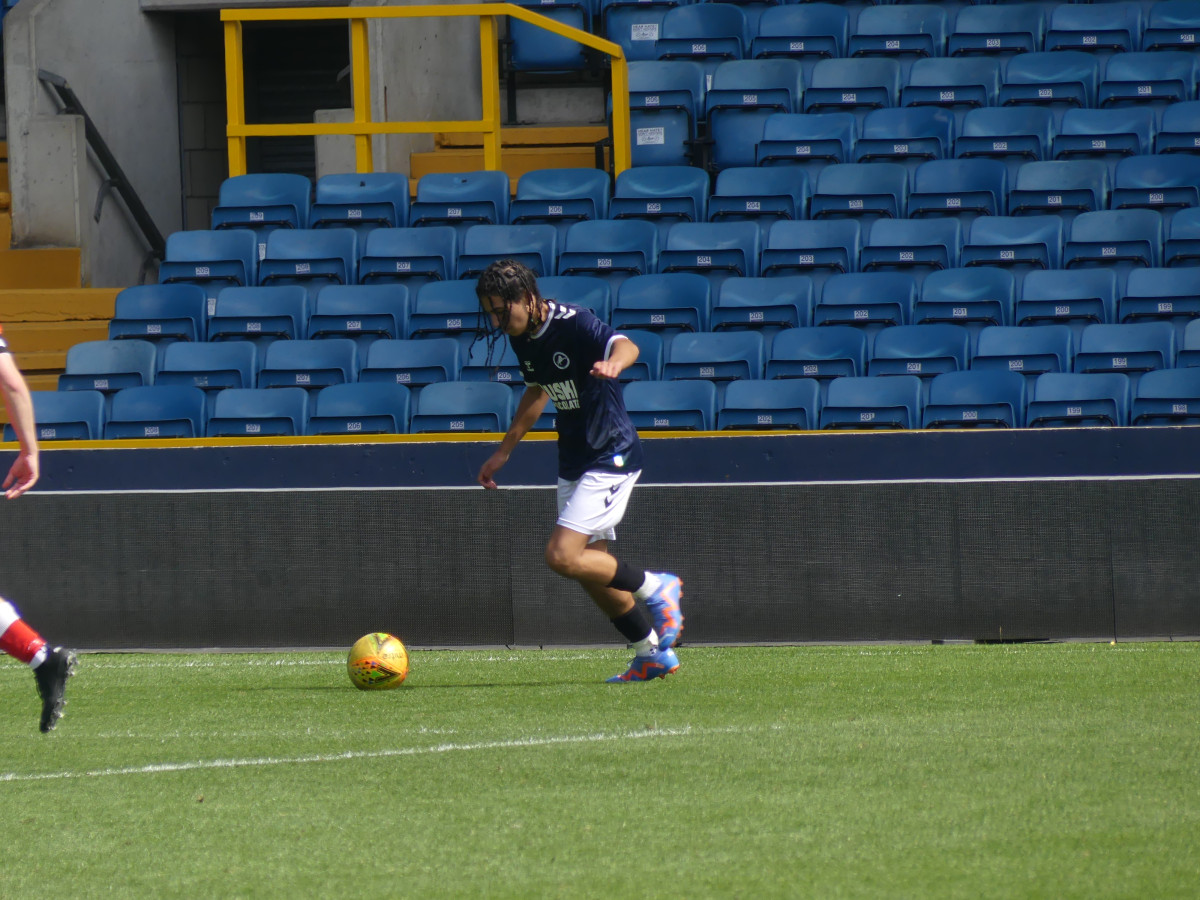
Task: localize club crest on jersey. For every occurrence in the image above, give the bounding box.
[553,351,570,369]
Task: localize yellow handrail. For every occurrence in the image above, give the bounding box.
[220,4,629,178]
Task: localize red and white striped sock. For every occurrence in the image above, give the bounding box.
[0,599,47,667]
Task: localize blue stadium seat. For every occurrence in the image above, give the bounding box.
[5,390,105,442]
[206,387,309,437]
[307,382,412,435]
[1156,100,1200,155]
[1131,366,1200,425]
[610,165,710,240]
[58,340,157,394]
[602,0,684,62]
[1017,268,1120,336]
[654,4,750,79]
[972,324,1075,380]
[1143,0,1200,50]
[803,58,903,125]
[1026,372,1131,427]
[461,339,524,385]
[765,325,868,385]
[998,51,1100,121]
[557,219,659,291]
[848,4,950,63]
[408,280,482,344]
[1008,159,1110,221]
[810,162,908,222]
[537,275,613,321]
[507,0,593,72]
[760,218,862,287]
[358,338,462,388]
[708,167,809,237]
[257,339,360,390]
[309,172,410,235]
[159,229,258,310]
[409,171,510,240]
[755,112,857,176]
[1165,206,1200,267]
[854,107,955,172]
[1098,50,1199,114]
[705,59,806,170]
[717,378,821,430]
[410,381,516,433]
[814,271,918,333]
[626,60,707,168]
[819,374,924,430]
[1073,322,1176,379]
[1111,154,1200,219]
[947,3,1047,58]
[1045,2,1144,56]
[306,284,409,349]
[455,224,558,279]
[1054,107,1157,167]
[868,324,972,382]
[1180,317,1200,366]
[611,272,712,341]
[257,228,358,289]
[657,221,761,290]
[357,226,457,292]
[902,57,1002,126]
[750,4,851,79]
[955,106,1056,179]
[915,266,1017,337]
[618,329,664,381]
[108,284,208,347]
[711,275,815,336]
[508,168,611,241]
[662,331,766,383]
[208,285,308,349]
[211,173,312,260]
[922,369,1028,428]
[1120,267,1200,331]
[907,158,1008,224]
[104,385,207,439]
[155,341,258,392]
[961,215,1064,279]
[1064,208,1163,271]
[623,379,718,430]
[859,217,962,283]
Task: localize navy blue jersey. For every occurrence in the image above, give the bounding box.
[510,301,643,481]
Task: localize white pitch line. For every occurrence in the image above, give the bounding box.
[0,726,709,784]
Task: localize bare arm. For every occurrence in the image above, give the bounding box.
[590,335,640,380]
[477,383,550,490]
[0,352,39,498]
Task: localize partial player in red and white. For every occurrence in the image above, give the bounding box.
[0,328,76,731]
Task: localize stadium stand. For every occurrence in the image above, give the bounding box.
[717,378,822,430]
[819,374,924,430]
[922,369,1028,429]
[1025,371,1131,427]
[306,382,413,435]
[309,172,411,235]
[623,379,718,430]
[155,341,259,393]
[206,387,310,437]
[103,385,207,440]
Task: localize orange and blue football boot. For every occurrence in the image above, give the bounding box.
[645,573,684,649]
[606,647,680,683]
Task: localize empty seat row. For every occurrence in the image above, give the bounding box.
[23,364,1200,441]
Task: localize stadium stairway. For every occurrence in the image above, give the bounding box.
[0,140,118,408]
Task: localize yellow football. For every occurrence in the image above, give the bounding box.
[347,632,410,690]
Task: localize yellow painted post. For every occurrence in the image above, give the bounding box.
[478,15,503,172]
[223,20,248,177]
[350,18,374,173]
[609,56,631,176]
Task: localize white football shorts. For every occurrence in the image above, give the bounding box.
[556,468,642,543]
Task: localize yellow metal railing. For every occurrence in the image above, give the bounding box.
[220,4,630,178]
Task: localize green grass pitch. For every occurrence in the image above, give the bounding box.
[2,643,1199,898]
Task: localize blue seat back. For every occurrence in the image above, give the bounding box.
[59,340,157,394]
[1017,268,1120,336]
[160,229,259,305]
[109,283,209,344]
[709,166,809,237]
[456,223,558,279]
[973,323,1076,379]
[999,50,1100,120]
[461,339,524,385]
[718,378,821,430]
[510,168,611,238]
[947,3,1047,58]
[558,218,659,289]
[1065,208,1163,271]
[207,387,309,436]
[612,272,712,339]
[1112,154,1200,218]
[855,107,955,173]
[1120,267,1200,332]
[508,0,592,70]
[310,172,410,233]
[860,217,962,282]
[765,324,868,384]
[663,330,766,381]
[1073,322,1176,377]
[755,111,858,177]
[626,60,707,167]
[611,165,711,240]
[804,57,903,124]
[712,275,815,336]
[903,57,1002,121]
[923,369,1027,428]
[409,280,483,343]
[908,158,1008,223]
[537,275,613,322]
[705,59,806,169]
[104,385,207,439]
[359,338,462,387]
[762,218,862,286]
[1099,50,1198,112]
[258,338,360,389]
[868,324,972,381]
[811,162,910,222]
[815,271,918,331]
[848,4,949,61]
[307,382,412,435]
[1144,0,1200,50]
[623,379,718,430]
[308,283,410,347]
[658,221,761,287]
[7,390,106,442]
[962,215,1064,278]
[751,4,850,79]
[1027,372,1131,427]
[410,381,516,433]
[819,374,924,430]
[1157,99,1200,155]
[209,285,309,348]
[1131,367,1200,425]
[1055,107,1156,163]
[915,266,1016,337]
[619,329,665,381]
[359,226,458,290]
[211,173,312,253]
[1045,2,1143,55]
[410,171,511,239]
[603,0,684,61]
[156,341,258,392]
[258,228,358,287]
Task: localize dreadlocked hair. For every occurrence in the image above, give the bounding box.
[472,259,545,366]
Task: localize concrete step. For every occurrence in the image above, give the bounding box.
[4,320,110,353]
[0,248,83,289]
[0,288,117,322]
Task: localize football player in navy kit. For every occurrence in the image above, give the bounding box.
[474,260,684,682]
[0,327,77,730]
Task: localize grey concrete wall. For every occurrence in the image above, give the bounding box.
[4,0,182,287]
